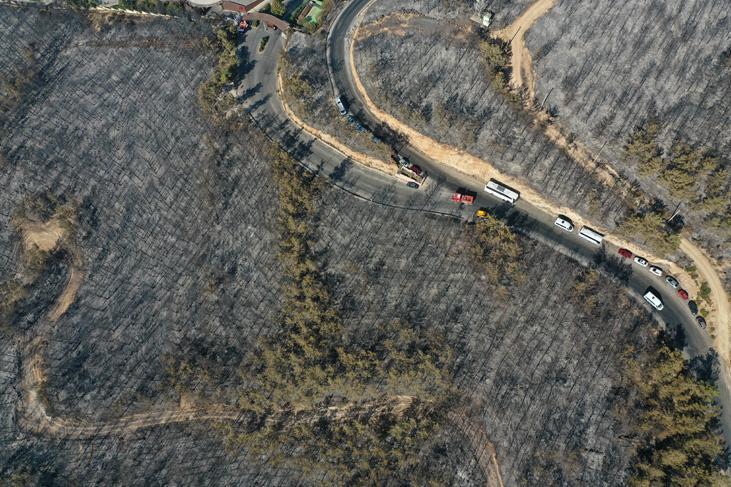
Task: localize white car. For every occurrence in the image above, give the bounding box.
[649,265,663,277]
[335,97,347,116]
[634,256,649,267]
[554,216,574,232]
[643,289,664,311]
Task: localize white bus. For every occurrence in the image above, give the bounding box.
[578,226,604,246]
[643,289,664,311]
[484,179,520,204]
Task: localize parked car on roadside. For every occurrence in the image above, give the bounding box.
[697,316,707,329]
[649,265,663,277]
[665,276,680,288]
[643,288,664,311]
[618,248,633,259]
[634,256,649,267]
[406,181,420,189]
[335,96,347,115]
[554,216,574,232]
[688,300,698,315]
[677,289,689,300]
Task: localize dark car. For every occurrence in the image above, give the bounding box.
[696,316,707,329]
[406,181,420,189]
[618,248,633,259]
[410,164,424,177]
[688,300,698,315]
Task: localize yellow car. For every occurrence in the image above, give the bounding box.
[475,208,489,219]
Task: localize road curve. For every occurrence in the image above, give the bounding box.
[324,0,731,444]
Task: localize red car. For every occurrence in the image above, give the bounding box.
[618,248,633,259]
[677,289,689,301]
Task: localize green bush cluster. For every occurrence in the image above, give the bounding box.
[198,26,238,117]
[624,123,730,237]
[626,347,727,486]
[480,38,520,103]
[113,0,184,15]
[466,214,525,292]
[618,210,680,256]
[222,148,455,483]
[270,0,285,17]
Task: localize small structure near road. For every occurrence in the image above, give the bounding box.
[296,0,323,27]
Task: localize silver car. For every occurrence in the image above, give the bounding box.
[665,276,679,289]
[554,216,574,232]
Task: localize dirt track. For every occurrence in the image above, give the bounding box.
[349,0,731,366]
[21,220,66,253]
[681,239,731,365]
[276,73,396,175]
[493,0,556,100]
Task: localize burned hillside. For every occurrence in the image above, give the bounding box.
[0,4,706,486]
[353,9,633,229]
[527,0,731,264]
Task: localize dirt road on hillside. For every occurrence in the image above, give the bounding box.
[681,239,731,364]
[494,0,557,100]
[347,0,730,360]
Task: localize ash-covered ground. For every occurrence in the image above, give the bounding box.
[354,0,730,267]
[526,0,731,263]
[353,9,632,228]
[1,5,658,485]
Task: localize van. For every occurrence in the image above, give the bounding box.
[643,289,664,311]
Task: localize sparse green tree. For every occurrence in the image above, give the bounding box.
[270,0,285,17]
[627,347,727,486]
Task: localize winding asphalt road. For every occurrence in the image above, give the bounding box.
[236,9,731,444]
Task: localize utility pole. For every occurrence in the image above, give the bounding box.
[510,27,521,43]
[539,87,553,110]
[592,140,608,163]
[667,202,682,223]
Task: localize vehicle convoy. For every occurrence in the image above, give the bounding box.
[484,179,520,204]
[644,288,665,311]
[578,226,604,246]
[554,216,574,232]
[451,189,475,205]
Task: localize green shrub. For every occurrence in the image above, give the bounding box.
[626,347,726,486]
[466,213,525,291]
[617,211,680,256]
[225,148,456,482]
